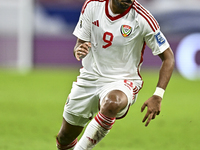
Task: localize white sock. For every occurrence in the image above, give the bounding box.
[74,112,116,150]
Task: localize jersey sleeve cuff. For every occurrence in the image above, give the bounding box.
[152,43,170,56]
[73,30,90,42]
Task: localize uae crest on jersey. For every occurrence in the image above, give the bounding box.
[121,25,132,37]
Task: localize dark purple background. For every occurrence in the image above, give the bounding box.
[33,35,181,68]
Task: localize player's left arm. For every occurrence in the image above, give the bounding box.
[141,47,175,126]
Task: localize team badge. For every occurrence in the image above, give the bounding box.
[121,25,132,37]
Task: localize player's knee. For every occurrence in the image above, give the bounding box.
[104,98,121,113]
[100,90,128,117]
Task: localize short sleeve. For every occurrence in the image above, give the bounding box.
[73,1,92,41]
[144,29,170,55]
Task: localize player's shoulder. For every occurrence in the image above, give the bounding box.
[131,0,160,32]
[81,0,106,14]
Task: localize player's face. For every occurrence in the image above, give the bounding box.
[114,0,134,10]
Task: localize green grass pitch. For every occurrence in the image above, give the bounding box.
[0,68,200,150]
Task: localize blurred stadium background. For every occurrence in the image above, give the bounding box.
[0,0,200,79]
[0,0,200,150]
[0,0,200,80]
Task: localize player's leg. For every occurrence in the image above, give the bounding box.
[56,80,98,150]
[74,89,129,150]
[56,118,83,150]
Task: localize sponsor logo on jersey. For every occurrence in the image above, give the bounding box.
[92,20,99,27]
[155,32,165,46]
[120,25,132,37]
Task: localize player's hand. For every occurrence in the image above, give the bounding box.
[141,95,162,127]
[74,42,91,61]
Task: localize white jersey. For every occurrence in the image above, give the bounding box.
[73,0,170,87]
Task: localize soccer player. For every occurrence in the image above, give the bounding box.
[56,0,175,149]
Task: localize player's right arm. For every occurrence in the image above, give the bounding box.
[74,38,91,61]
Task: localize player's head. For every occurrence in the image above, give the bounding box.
[112,0,134,10]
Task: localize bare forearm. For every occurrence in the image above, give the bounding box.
[141,48,174,126]
[73,39,87,56]
[157,47,175,90]
[73,38,91,61]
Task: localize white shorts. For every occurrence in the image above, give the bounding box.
[63,78,141,127]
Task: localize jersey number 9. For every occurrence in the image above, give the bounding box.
[102,32,114,49]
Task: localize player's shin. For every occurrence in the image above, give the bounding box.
[56,137,77,150]
[74,112,116,150]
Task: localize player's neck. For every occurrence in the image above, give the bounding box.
[109,0,126,14]
[109,0,133,14]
